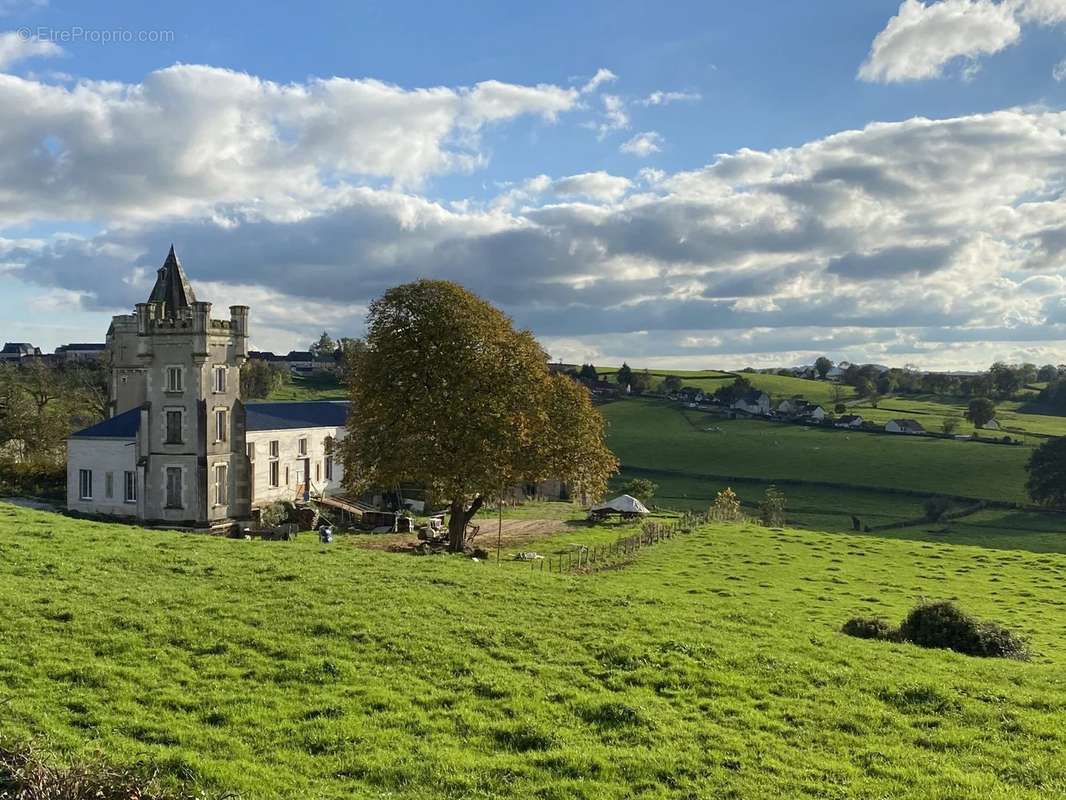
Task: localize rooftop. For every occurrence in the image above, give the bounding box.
[246,401,349,432]
[70,407,141,439]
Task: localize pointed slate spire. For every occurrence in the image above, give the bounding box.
[147,245,197,318]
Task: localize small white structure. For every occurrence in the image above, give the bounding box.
[590,494,650,516]
[981,419,1001,430]
[885,419,925,435]
[835,414,863,429]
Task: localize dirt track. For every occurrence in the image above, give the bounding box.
[352,518,569,552]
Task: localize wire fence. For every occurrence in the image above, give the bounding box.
[527,514,704,575]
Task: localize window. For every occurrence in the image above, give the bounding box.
[165,467,183,508]
[247,442,256,461]
[315,462,321,482]
[215,409,227,442]
[166,366,183,392]
[105,472,114,499]
[213,365,226,393]
[324,456,334,481]
[78,469,92,500]
[269,460,280,488]
[285,466,290,486]
[214,464,228,505]
[165,409,182,444]
[324,436,334,454]
[124,471,137,503]
[298,437,307,456]
[269,440,279,458]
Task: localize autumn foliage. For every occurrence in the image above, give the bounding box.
[342,280,617,551]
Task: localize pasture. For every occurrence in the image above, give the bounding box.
[1,503,1064,799]
[602,399,1032,503]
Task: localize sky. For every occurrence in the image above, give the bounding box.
[2,1,1066,370]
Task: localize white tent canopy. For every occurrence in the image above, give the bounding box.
[590,494,650,515]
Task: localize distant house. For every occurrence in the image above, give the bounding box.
[981,418,1001,430]
[676,387,706,404]
[777,398,826,422]
[776,397,802,415]
[835,414,863,429]
[885,419,925,435]
[55,343,106,362]
[248,350,283,362]
[0,342,40,361]
[732,390,771,416]
[285,351,315,371]
[579,378,621,397]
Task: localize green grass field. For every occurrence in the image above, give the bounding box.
[265,372,347,401]
[599,398,1066,552]
[596,367,854,406]
[2,502,1064,799]
[602,399,1032,503]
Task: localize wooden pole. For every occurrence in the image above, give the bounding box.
[497,484,503,565]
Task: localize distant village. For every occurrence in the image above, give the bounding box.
[1,340,342,377]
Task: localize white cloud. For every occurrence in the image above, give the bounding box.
[9,59,1066,367]
[0,65,585,225]
[620,131,663,156]
[858,0,1020,83]
[591,94,629,138]
[1053,57,1066,79]
[580,68,617,94]
[640,90,701,106]
[0,30,61,69]
[551,171,631,202]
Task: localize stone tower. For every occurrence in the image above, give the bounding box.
[106,246,251,526]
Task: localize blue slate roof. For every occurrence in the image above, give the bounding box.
[71,407,141,438]
[246,401,349,431]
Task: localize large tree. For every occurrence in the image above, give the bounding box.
[1026,438,1066,507]
[965,397,996,429]
[814,356,833,379]
[341,280,618,552]
[309,331,336,357]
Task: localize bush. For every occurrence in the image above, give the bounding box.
[898,601,1029,660]
[709,487,744,522]
[0,460,65,501]
[843,601,1029,660]
[0,738,188,800]
[841,617,897,640]
[258,502,288,529]
[923,496,952,521]
[757,485,786,527]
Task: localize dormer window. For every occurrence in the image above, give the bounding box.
[166,366,183,393]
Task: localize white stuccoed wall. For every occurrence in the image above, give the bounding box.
[67,438,139,518]
[245,426,346,506]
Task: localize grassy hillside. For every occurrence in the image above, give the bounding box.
[265,372,347,401]
[602,399,1031,503]
[1,503,1064,798]
[596,367,854,406]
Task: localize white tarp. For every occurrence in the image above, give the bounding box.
[590,494,650,515]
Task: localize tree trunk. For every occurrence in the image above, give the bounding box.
[447,495,484,553]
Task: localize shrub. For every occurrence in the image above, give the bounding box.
[621,478,657,503]
[0,738,187,800]
[923,496,952,521]
[898,601,1029,660]
[709,487,744,522]
[258,502,287,529]
[757,485,786,527]
[0,461,65,501]
[842,617,897,641]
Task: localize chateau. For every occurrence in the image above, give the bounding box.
[66,247,347,527]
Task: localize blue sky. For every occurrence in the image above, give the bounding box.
[3,0,1066,369]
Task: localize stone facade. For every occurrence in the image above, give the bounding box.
[68,248,254,527]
